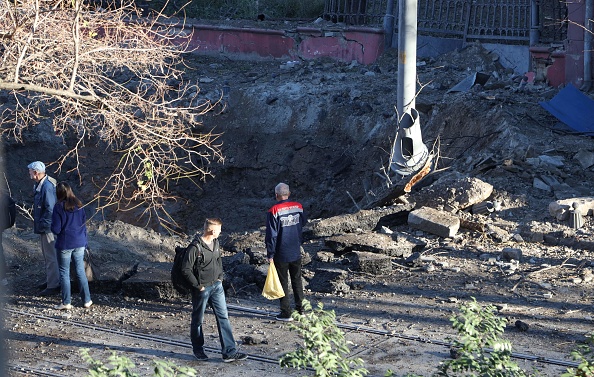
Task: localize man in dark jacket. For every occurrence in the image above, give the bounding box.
[181,218,247,363]
[28,161,59,296]
[265,182,307,321]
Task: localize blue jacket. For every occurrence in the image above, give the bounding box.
[33,176,57,234]
[265,199,306,262]
[51,202,87,250]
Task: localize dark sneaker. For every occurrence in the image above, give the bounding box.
[193,352,209,361]
[222,352,248,363]
[275,314,294,322]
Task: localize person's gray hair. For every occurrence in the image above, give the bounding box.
[275,182,290,196]
[27,161,46,173]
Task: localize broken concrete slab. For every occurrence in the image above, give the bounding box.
[324,231,425,258]
[501,247,522,262]
[486,223,511,243]
[548,197,594,221]
[533,177,551,191]
[305,203,414,239]
[121,262,174,299]
[539,155,565,168]
[408,207,460,238]
[307,267,350,294]
[410,172,493,212]
[574,150,594,169]
[223,231,266,253]
[347,251,392,274]
[447,72,490,93]
[89,262,134,294]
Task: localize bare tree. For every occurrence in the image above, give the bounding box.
[0,0,223,230]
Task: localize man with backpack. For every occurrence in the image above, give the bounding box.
[28,161,60,296]
[180,218,248,363]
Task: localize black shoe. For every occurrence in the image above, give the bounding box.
[193,352,209,361]
[275,314,294,322]
[39,287,60,296]
[222,352,248,363]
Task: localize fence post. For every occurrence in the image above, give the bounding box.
[384,0,396,47]
[530,0,540,46]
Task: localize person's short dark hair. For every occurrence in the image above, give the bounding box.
[204,218,223,227]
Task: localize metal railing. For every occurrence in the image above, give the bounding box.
[323,0,567,44]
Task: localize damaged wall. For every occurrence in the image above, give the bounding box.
[182,22,385,65]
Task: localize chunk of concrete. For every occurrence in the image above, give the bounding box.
[305,203,414,238]
[549,197,594,220]
[121,262,175,299]
[324,231,425,258]
[348,251,392,274]
[408,207,460,238]
[533,177,551,191]
[410,172,493,211]
[501,247,522,262]
[308,268,349,294]
[574,150,594,169]
[539,155,564,168]
[486,224,511,243]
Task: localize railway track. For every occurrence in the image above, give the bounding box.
[5,303,580,376]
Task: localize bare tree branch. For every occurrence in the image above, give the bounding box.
[0,0,224,230]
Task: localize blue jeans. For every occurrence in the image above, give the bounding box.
[58,247,91,305]
[190,281,237,357]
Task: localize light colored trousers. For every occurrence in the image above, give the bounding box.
[40,233,60,289]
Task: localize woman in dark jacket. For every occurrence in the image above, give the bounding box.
[51,182,92,310]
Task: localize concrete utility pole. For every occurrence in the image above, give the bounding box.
[390,0,429,176]
[582,0,592,91]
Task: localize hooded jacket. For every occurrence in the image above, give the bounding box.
[180,235,224,291]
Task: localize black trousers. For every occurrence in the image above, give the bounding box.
[274,258,304,317]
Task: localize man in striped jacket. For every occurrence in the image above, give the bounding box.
[265,182,307,321]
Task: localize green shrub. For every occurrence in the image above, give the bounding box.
[279,299,369,377]
[437,298,527,377]
[562,332,594,377]
[80,348,197,377]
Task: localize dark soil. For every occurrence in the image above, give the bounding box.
[3,42,594,376]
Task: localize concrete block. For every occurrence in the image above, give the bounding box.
[121,262,174,299]
[549,197,594,220]
[501,247,522,261]
[305,203,414,239]
[350,251,392,274]
[408,207,460,238]
[325,231,425,258]
[574,150,594,169]
[411,172,493,211]
[308,268,349,294]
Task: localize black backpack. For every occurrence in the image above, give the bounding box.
[1,195,16,231]
[171,240,201,295]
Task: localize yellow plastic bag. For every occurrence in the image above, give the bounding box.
[262,261,285,300]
